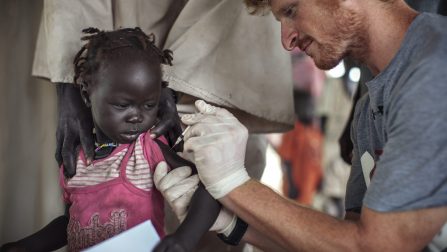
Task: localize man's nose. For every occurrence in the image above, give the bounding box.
[281,23,298,51]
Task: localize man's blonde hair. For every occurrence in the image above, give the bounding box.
[244,0,398,15]
[243,0,271,15]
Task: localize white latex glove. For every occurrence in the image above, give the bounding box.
[154,161,199,222]
[154,161,237,234]
[181,100,250,199]
[211,207,238,235]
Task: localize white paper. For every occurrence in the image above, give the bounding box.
[83,220,160,252]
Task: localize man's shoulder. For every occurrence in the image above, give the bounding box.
[388,14,447,107]
[412,13,447,64]
[378,14,447,99]
[393,50,447,99]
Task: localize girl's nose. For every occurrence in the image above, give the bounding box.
[281,23,298,51]
[127,109,143,123]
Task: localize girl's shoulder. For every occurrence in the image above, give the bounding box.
[140,133,167,165]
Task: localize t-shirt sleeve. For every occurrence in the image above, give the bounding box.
[345,96,368,212]
[142,133,168,170]
[364,62,447,212]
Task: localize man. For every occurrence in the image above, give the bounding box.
[155,0,447,250]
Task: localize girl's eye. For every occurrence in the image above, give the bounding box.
[113,104,129,109]
[144,104,155,110]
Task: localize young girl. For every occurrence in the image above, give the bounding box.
[1,27,219,252]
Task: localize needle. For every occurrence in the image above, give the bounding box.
[170,126,191,150]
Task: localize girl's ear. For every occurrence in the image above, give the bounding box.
[80,84,92,107]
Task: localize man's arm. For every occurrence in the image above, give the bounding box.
[180,101,447,251]
[242,224,288,251]
[222,179,447,252]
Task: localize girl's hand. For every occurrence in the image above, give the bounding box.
[152,234,189,252]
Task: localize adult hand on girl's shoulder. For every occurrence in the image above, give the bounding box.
[55,83,94,177]
[150,87,182,148]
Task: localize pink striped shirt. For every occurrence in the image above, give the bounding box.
[60,133,166,252]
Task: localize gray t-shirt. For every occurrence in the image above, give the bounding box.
[346,13,447,250]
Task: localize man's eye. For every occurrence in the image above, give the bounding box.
[284,6,296,18]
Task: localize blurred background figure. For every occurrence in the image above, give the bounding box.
[277,49,324,206]
[267,48,355,218]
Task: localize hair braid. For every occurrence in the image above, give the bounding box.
[73,27,173,88]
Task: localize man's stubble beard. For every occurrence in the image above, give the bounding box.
[313,7,370,70]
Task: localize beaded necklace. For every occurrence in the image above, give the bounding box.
[95,142,118,152]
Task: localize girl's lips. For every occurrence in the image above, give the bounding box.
[121,132,140,141]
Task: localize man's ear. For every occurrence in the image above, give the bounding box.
[80,84,91,107]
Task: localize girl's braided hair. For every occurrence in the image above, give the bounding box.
[73,27,172,88]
